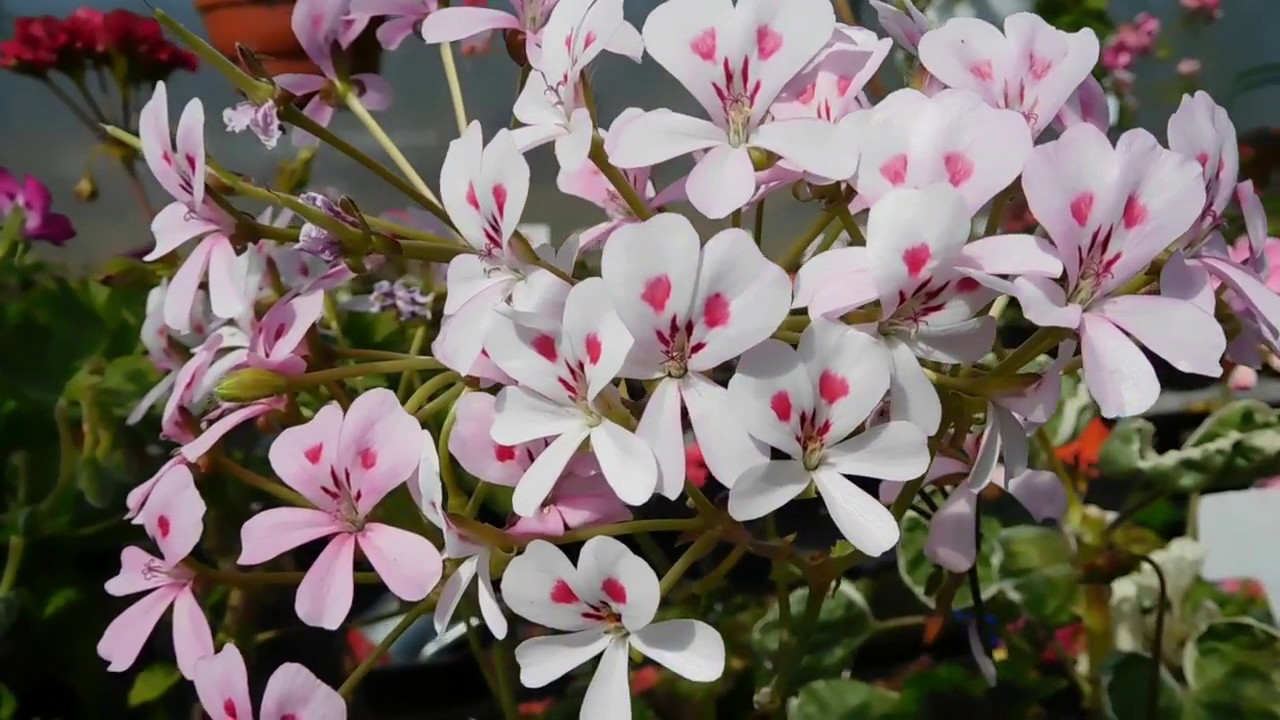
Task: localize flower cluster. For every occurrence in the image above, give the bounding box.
[0,10,197,82]
[84,0,1279,716]
[1101,12,1160,76]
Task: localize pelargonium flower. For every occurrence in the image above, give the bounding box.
[412,425,508,639]
[918,13,1099,138]
[275,0,392,147]
[223,99,283,149]
[246,288,325,375]
[445,391,627,537]
[510,0,638,170]
[727,320,931,555]
[994,123,1224,418]
[0,167,76,244]
[771,24,892,125]
[433,122,573,375]
[843,88,1033,214]
[97,465,214,678]
[610,0,858,219]
[238,388,442,629]
[1055,75,1111,133]
[601,213,787,495]
[421,0,642,63]
[503,538,725,720]
[348,0,439,50]
[139,82,246,331]
[486,278,658,515]
[795,184,1062,433]
[127,280,216,426]
[194,643,345,720]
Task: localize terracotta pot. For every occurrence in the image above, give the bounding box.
[192,0,382,77]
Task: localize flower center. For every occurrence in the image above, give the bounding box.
[726,98,752,148]
[796,410,831,471]
[321,467,365,532]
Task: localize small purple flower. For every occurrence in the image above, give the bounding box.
[370,278,434,321]
[297,192,353,263]
[223,100,283,149]
[0,167,76,245]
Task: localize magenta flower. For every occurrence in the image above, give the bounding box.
[238,388,442,629]
[97,465,214,678]
[194,643,345,720]
[918,13,1099,137]
[0,168,75,244]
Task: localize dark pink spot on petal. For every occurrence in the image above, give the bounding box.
[585,333,602,365]
[583,30,597,49]
[970,60,994,81]
[770,391,792,422]
[282,714,297,720]
[156,515,171,539]
[532,334,558,362]
[1196,152,1209,169]
[465,182,480,210]
[756,25,783,61]
[492,183,508,216]
[880,154,909,186]
[691,28,717,62]
[602,577,627,604]
[796,81,817,105]
[223,698,239,719]
[836,75,854,96]
[1122,194,1148,230]
[818,370,850,405]
[1029,54,1053,80]
[943,152,974,187]
[641,275,671,313]
[359,447,378,470]
[550,579,580,605]
[304,443,324,464]
[956,276,980,293]
[1069,192,1093,227]
[703,293,730,329]
[494,444,517,462]
[902,243,931,278]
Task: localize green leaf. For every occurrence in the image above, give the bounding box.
[127,663,182,707]
[0,683,16,720]
[42,586,81,619]
[0,595,19,640]
[787,679,902,719]
[1101,652,1184,720]
[752,580,874,687]
[1098,400,1280,494]
[995,525,1080,626]
[1184,618,1280,719]
[897,511,1001,610]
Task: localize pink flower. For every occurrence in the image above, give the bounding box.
[609,0,857,219]
[771,25,893,125]
[238,388,442,629]
[1181,0,1222,21]
[0,168,75,244]
[433,123,574,375]
[139,82,246,331]
[421,0,642,62]
[503,538,725,720]
[796,184,1062,433]
[275,0,392,147]
[348,0,439,50]
[727,320,931,555]
[486,278,658,515]
[1055,75,1111,133]
[918,13,1100,137]
[995,123,1223,418]
[97,465,214,678]
[600,213,787,494]
[506,474,632,539]
[246,289,325,375]
[1178,58,1203,77]
[194,643,345,720]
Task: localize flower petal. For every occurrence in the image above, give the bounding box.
[690,227,793,370]
[339,387,425,516]
[636,377,686,499]
[97,586,180,673]
[582,638,632,720]
[577,535,660,631]
[812,467,901,556]
[171,585,215,679]
[514,630,612,688]
[295,534,357,630]
[824,421,930,481]
[590,420,658,507]
[1080,312,1160,418]
[630,618,726,682]
[685,144,755,220]
[193,644,252,720]
[682,374,768,489]
[261,662,346,720]
[1093,295,1225,377]
[238,507,341,565]
[512,424,592,517]
[269,402,345,508]
[359,522,443,601]
[502,540,597,632]
[727,459,811,521]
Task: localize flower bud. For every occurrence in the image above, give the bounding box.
[504,29,528,67]
[216,368,289,403]
[72,174,98,202]
[749,147,778,172]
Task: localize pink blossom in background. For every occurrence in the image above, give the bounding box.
[0,167,75,244]
[194,643,345,720]
[1177,58,1203,77]
[1101,13,1160,74]
[1182,0,1223,21]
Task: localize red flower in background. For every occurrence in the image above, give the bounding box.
[685,442,709,489]
[1056,418,1111,476]
[1,10,197,83]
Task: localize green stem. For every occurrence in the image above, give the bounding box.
[492,631,519,720]
[37,399,78,518]
[1034,427,1084,517]
[397,326,431,401]
[833,203,866,247]
[214,454,311,507]
[339,595,436,700]
[545,517,702,546]
[658,531,721,597]
[682,543,747,599]
[333,347,425,362]
[588,134,653,220]
[292,358,443,389]
[984,186,1014,237]
[192,564,380,586]
[464,617,502,702]
[417,383,465,421]
[767,579,831,714]
[403,371,461,415]
[730,207,743,229]
[438,42,470,136]
[0,536,25,596]
[778,210,837,272]
[342,89,440,207]
[281,105,454,228]
[464,482,490,518]
[438,403,467,513]
[992,327,1067,377]
[42,78,106,140]
[753,196,767,245]
[154,10,271,99]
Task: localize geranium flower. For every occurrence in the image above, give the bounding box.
[194,643,345,720]
[0,168,75,244]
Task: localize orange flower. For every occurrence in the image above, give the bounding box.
[1055,418,1110,475]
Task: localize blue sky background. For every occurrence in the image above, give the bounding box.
[0,0,1276,269]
